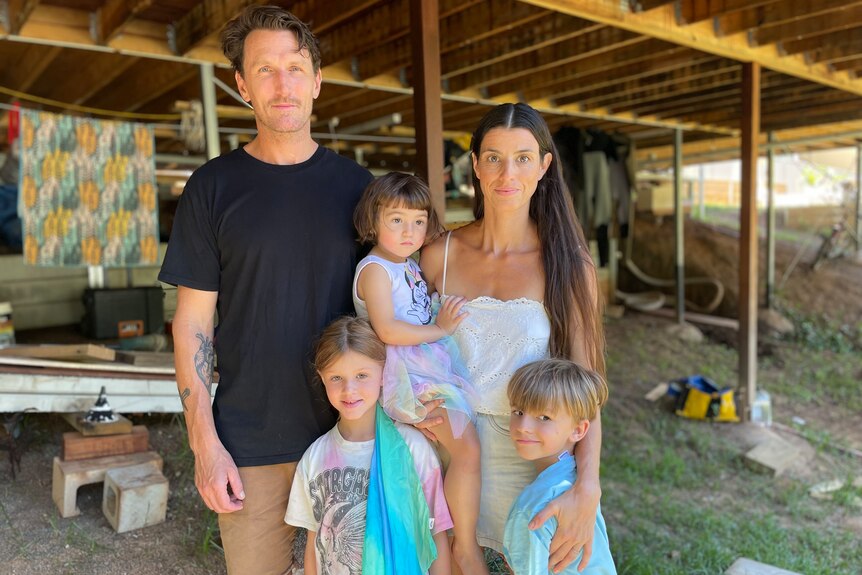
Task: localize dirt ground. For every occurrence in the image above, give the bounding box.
[1,216,860,574]
[620,215,862,452]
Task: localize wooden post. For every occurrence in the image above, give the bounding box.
[200,63,220,160]
[673,128,685,324]
[856,141,862,258]
[739,62,760,421]
[766,132,776,310]
[409,0,446,223]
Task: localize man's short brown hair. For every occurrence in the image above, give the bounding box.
[221,5,321,75]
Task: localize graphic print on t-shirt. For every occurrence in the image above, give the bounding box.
[404,263,432,325]
[309,466,370,575]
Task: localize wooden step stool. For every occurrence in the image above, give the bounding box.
[103,463,169,533]
[52,451,163,518]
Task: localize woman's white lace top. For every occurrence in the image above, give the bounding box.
[440,232,551,416]
[449,296,550,415]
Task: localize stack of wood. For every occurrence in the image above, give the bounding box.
[0,343,183,414]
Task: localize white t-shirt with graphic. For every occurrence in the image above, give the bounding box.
[285,421,453,575]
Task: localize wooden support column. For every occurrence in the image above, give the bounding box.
[739,62,760,420]
[856,142,862,258]
[409,0,446,222]
[673,128,685,324]
[765,132,776,309]
[200,63,220,160]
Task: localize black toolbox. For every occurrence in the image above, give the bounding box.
[82,287,164,339]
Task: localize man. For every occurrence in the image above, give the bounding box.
[158,6,373,573]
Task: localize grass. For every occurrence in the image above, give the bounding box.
[602,400,862,574]
[600,313,862,575]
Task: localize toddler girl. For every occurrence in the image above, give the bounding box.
[352,172,486,573]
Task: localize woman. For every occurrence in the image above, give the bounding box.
[420,103,605,574]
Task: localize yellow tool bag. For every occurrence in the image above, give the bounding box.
[669,375,739,422]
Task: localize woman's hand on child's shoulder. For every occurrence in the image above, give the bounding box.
[435,295,469,336]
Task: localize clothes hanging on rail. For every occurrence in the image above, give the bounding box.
[554,125,636,267]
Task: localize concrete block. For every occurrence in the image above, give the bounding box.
[52,451,162,518]
[725,557,802,575]
[743,436,801,476]
[103,463,169,533]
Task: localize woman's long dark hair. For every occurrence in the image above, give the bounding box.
[470,103,605,375]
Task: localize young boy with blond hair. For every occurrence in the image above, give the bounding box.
[504,358,616,575]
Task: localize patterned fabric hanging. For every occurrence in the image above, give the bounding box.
[19,110,159,267]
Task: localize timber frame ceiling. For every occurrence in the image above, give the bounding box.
[2,0,862,170]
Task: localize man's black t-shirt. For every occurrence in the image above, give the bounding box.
[159,146,373,466]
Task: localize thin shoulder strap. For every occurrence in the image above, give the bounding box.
[441,231,452,296]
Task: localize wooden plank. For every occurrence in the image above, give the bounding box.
[62,425,149,461]
[678,0,782,25]
[0,344,116,362]
[0,355,174,375]
[96,0,152,44]
[114,351,174,369]
[739,62,760,421]
[410,0,446,222]
[62,412,134,436]
[0,369,212,413]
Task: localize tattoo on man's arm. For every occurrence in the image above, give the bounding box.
[194,333,215,395]
[180,387,191,411]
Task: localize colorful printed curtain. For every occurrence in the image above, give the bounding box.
[19,110,159,267]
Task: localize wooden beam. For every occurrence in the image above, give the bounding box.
[807,38,862,65]
[354,0,550,81]
[632,78,813,118]
[571,62,738,109]
[410,0,446,221]
[330,96,413,128]
[41,52,139,106]
[441,14,596,80]
[510,41,688,101]
[781,28,862,56]
[550,55,717,106]
[449,26,644,94]
[632,0,674,11]
[4,0,40,35]
[660,90,862,130]
[0,43,60,97]
[520,0,862,96]
[739,61,760,419]
[171,0,243,56]
[753,6,862,46]
[96,0,153,44]
[678,0,781,25]
[86,61,198,112]
[605,70,746,113]
[830,57,862,73]
[717,0,862,37]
